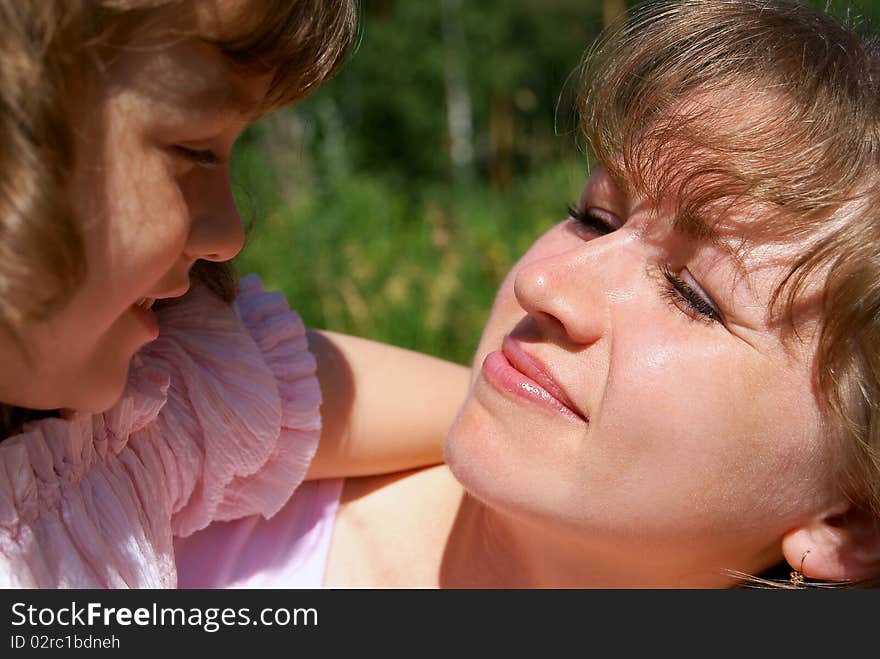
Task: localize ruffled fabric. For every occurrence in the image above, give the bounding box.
[0,274,321,588]
[174,477,344,589]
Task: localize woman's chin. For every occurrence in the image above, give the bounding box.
[443,398,519,507]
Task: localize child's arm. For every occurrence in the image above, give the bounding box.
[304,329,470,480]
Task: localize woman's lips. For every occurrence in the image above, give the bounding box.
[480,338,587,423]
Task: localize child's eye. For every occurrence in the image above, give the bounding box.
[173,146,220,168]
[568,205,618,236]
[660,265,723,325]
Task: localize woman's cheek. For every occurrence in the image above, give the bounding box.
[471,293,519,373]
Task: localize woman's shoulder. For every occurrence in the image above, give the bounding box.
[324,465,461,587]
[338,463,458,506]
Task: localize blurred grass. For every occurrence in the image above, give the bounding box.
[228,0,880,367]
[231,130,588,366]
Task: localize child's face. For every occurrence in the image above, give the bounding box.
[445,165,838,586]
[1,13,270,413]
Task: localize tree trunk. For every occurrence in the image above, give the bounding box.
[488,92,513,191]
[441,0,475,183]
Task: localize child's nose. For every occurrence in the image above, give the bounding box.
[513,235,631,346]
[185,179,246,263]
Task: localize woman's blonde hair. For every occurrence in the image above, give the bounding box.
[579,0,880,522]
[0,0,356,435]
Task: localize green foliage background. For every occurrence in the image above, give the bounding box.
[231,0,880,366]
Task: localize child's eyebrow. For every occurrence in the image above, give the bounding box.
[160,40,265,118]
[183,73,262,118]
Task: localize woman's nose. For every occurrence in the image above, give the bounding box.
[184,174,246,263]
[513,236,626,346]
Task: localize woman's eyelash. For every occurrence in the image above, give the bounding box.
[174,146,220,167]
[567,204,721,325]
[568,205,616,235]
[660,265,722,325]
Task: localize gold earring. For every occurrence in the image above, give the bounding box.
[789,550,810,587]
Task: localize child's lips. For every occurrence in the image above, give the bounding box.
[150,282,191,300]
[130,299,159,338]
[130,285,188,337]
[134,283,191,310]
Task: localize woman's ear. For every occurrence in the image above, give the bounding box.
[781,503,880,583]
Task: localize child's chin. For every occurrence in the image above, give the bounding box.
[75,389,126,416]
[71,362,133,415]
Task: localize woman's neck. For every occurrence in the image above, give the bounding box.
[438,495,613,588]
[439,494,691,588]
[330,465,707,587]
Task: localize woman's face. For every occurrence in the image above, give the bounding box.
[0,8,267,414]
[445,166,840,586]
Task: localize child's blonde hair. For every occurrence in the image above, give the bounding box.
[579,0,880,518]
[0,0,356,434]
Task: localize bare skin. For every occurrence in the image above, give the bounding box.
[324,166,880,588]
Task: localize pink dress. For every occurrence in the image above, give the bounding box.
[0,274,340,588]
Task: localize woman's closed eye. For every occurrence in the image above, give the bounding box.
[660,265,723,325]
[568,204,723,326]
[568,205,619,236]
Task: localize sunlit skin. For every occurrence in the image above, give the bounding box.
[323,164,848,588]
[441,165,841,586]
[0,9,270,413]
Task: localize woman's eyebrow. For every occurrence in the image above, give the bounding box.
[597,160,752,277]
[671,208,753,280]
